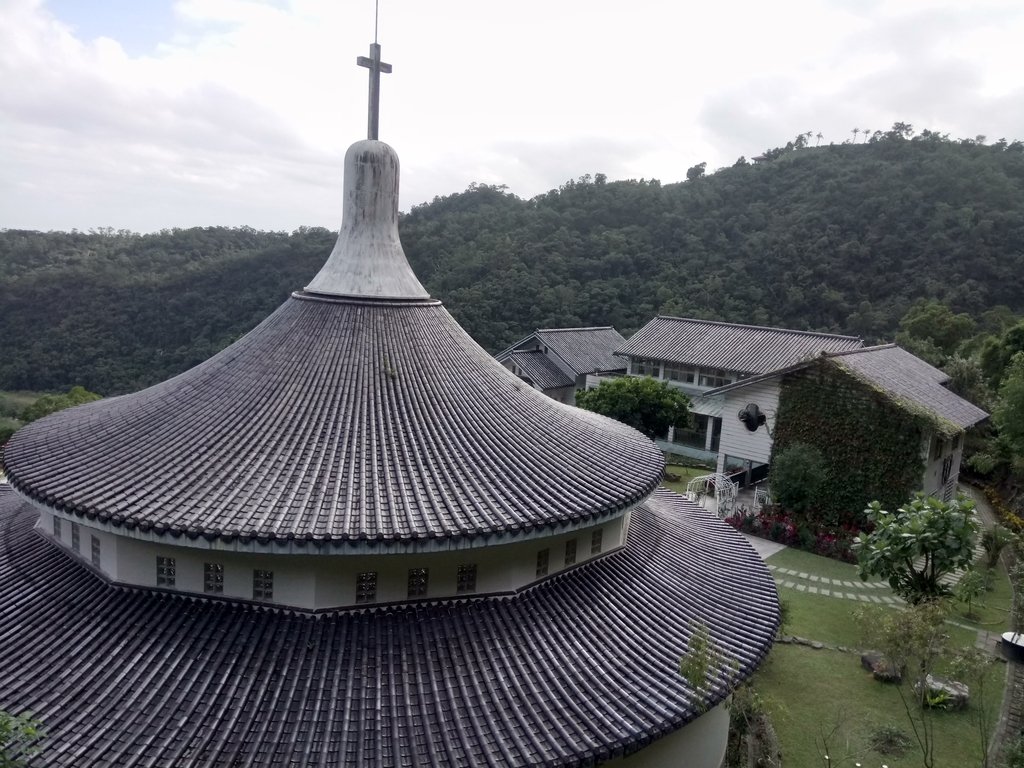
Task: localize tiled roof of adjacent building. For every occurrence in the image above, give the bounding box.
[2,296,662,545]
[498,327,627,378]
[707,344,988,431]
[537,327,628,375]
[507,350,574,390]
[0,486,779,768]
[617,316,863,374]
[831,345,988,430]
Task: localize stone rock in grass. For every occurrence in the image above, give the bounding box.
[861,650,902,683]
[915,675,969,710]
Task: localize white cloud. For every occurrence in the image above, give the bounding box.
[1,0,1023,232]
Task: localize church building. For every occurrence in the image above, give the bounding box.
[0,41,778,767]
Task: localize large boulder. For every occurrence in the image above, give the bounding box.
[861,650,902,683]
[914,675,969,710]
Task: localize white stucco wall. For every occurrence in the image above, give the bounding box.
[920,430,965,500]
[32,509,626,611]
[718,380,780,465]
[604,701,729,768]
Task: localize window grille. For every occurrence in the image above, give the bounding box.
[536,549,549,578]
[53,517,62,539]
[591,528,603,555]
[91,535,101,568]
[252,569,274,600]
[204,563,224,594]
[407,568,429,598]
[356,571,378,604]
[456,564,477,594]
[71,523,80,552]
[157,556,176,587]
[564,539,577,566]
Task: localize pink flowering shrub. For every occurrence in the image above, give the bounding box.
[725,506,863,563]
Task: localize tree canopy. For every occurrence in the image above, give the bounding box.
[2,128,1024,396]
[854,494,979,604]
[574,376,689,439]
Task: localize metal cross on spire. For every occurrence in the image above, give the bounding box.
[357,41,391,140]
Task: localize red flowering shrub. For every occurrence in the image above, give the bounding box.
[726,506,862,563]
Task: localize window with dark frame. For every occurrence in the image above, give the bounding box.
[536,548,549,578]
[564,539,577,566]
[407,568,429,598]
[356,571,377,604]
[71,522,80,552]
[53,517,62,540]
[253,569,274,600]
[591,528,603,555]
[456,564,477,594]
[90,535,101,568]
[204,562,224,594]
[156,556,176,587]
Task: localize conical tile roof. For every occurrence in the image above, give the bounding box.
[2,141,663,545]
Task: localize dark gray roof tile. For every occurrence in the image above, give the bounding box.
[507,351,574,390]
[832,345,988,430]
[617,316,862,374]
[536,327,627,376]
[0,486,779,768]
[2,297,662,544]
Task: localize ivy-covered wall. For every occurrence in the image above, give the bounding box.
[770,358,926,526]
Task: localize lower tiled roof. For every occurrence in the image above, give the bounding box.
[508,350,574,390]
[0,486,778,767]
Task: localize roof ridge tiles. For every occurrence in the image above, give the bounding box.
[651,315,862,341]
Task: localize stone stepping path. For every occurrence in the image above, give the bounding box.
[767,564,904,604]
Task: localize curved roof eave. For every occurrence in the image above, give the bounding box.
[2,296,664,543]
[0,486,779,768]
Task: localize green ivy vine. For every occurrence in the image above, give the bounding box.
[771,358,927,526]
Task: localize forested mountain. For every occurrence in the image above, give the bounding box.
[2,128,1023,396]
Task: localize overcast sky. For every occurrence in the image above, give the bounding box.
[2,0,1023,233]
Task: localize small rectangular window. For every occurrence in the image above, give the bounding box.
[156,556,176,587]
[564,539,577,566]
[90,535,101,568]
[536,549,549,578]
[953,433,962,450]
[356,571,377,604]
[456,564,477,594]
[591,528,603,555]
[71,523,80,552]
[407,568,429,598]
[53,517,62,540]
[252,569,274,601]
[204,562,224,594]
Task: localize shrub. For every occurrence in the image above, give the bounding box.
[769,443,826,516]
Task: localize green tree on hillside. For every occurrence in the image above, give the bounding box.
[19,386,101,423]
[993,352,1024,460]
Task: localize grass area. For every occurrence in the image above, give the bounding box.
[756,644,1005,768]
[767,546,865,583]
[953,560,1013,630]
[758,543,1013,766]
[660,464,712,495]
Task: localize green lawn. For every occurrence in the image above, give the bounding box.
[767,546,865,583]
[953,560,1013,630]
[760,543,1011,766]
[756,644,1005,768]
[660,464,713,495]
